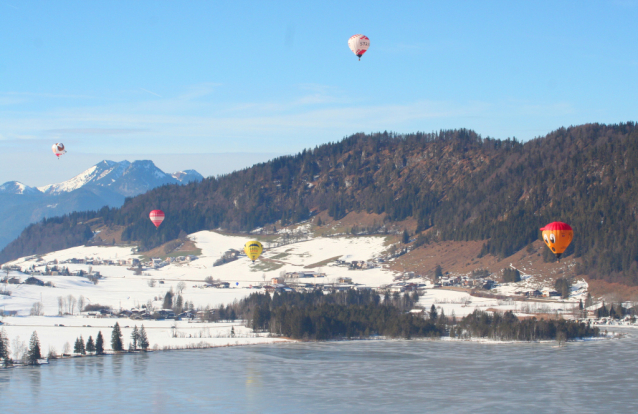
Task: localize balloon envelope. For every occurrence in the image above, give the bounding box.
[244,240,263,262]
[52,143,66,158]
[348,34,370,60]
[540,222,573,259]
[149,210,165,228]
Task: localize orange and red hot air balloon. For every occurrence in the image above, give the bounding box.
[540,222,573,261]
[149,210,165,228]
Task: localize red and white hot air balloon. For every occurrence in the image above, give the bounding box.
[348,34,370,61]
[52,143,66,158]
[149,210,165,228]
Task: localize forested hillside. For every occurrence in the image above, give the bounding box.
[2,123,638,285]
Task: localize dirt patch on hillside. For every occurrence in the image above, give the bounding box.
[585,279,638,302]
[91,225,126,245]
[389,239,578,283]
[141,239,201,259]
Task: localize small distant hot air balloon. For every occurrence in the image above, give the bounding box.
[149,210,165,228]
[52,143,66,159]
[244,241,263,262]
[348,34,370,61]
[540,222,573,261]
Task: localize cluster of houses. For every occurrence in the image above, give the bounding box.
[434,275,496,290]
[334,259,379,270]
[512,288,561,298]
[83,307,203,321]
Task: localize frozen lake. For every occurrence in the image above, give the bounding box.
[2,328,638,413]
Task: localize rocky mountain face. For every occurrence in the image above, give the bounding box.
[0,160,202,250]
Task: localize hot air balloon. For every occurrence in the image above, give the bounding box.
[52,143,66,158]
[348,34,370,61]
[149,210,165,228]
[244,241,263,262]
[540,222,573,261]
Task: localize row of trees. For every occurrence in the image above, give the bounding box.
[0,330,41,366]
[452,310,599,342]
[0,323,151,368]
[231,291,600,342]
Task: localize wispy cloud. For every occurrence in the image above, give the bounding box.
[139,88,162,98]
[0,83,582,155]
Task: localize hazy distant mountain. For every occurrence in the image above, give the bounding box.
[0,181,42,195]
[0,160,202,250]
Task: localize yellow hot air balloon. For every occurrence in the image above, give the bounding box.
[540,222,573,261]
[244,240,263,262]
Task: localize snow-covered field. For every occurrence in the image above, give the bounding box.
[1,231,391,315]
[0,230,594,355]
[416,288,580,318]
[0,316,287,359]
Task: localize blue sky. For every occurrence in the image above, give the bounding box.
[1,0,637,186]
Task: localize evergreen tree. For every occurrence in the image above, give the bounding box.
[79,335,86,355]
[402,229,410,244]
[0,329,8,364]
[502,268,521,283]
[131,326,139,350]
[139,325,149,351]
[27,331,41,365]
[434,265,443,280]
[95,331,105,355]
[74,337,82,354]
[162,290,173,309]
[429,304,438,321]
[230,326,235,337]
[86,336,95,354]
[174,295,183,314]
[111,322,123,352]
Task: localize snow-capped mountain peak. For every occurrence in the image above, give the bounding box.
[35,160,202,197]
[37,161,123,195]
[172,169,204,183]
[0,181,42,195]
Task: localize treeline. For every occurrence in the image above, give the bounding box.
[452,310,599,342]
[219,291,599,342]
[3,123,638,285]
[237,290,443,340]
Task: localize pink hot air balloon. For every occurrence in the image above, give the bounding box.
[52,143,66,158]
[149,210,165,228]
[348,34,370,61]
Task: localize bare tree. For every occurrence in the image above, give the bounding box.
[76,295,84,314]
[12,336,26,362]
[67,294,76,315]
[176,281,186,295]
[147,279,156,288]
[146,300,155,314]
[30,302,44,316]
[57,296,65,315]
[62,342,71,355]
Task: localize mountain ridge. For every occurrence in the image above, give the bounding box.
[2,122,638,287]
[0,160,203,250]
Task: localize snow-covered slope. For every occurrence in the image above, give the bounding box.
[0,181,42,195]
[37,160,203,197]
[172,169,204,183]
